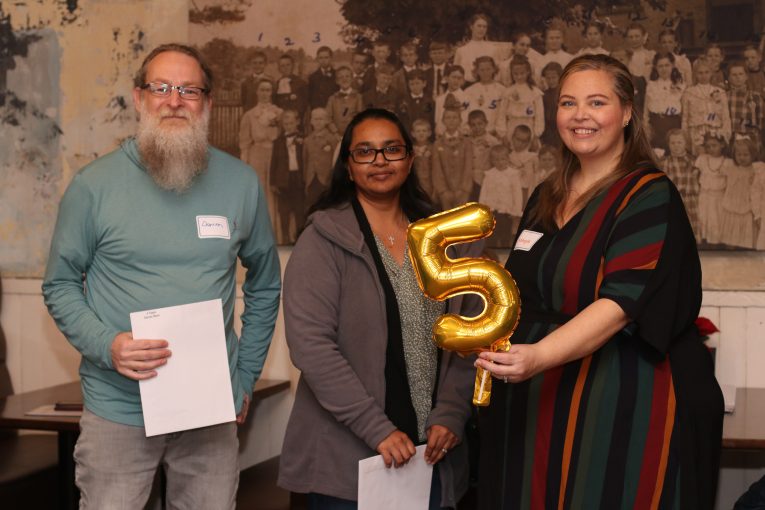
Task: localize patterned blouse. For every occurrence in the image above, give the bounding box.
[375,236,444,442]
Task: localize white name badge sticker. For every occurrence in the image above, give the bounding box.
[196,215,230,239]
[514,229,544,251]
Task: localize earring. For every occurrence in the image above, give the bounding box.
[624,120,630,128]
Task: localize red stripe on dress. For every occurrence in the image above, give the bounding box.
[562,178,632,314]
[531,365,564,509]
[632,359,672,509]
[603,241,664,275]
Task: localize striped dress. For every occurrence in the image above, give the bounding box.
[478,166,723,510]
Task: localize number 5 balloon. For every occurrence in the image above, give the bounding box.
[407,203,521,406]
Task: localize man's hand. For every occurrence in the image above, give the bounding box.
[110,332,171,380]
[424,425,459,465]
[236,393,251,425]
[376,430,416,468]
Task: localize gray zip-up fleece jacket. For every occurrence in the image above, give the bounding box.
[278,203,479,506]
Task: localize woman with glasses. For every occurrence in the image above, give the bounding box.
[278,109,477,509]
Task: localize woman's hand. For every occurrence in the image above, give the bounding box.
[376,430,416,468]
[424,425,459,465]
[474,299,629,384]
[474,344,548,384]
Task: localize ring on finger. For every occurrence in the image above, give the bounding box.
[441,448,448,454]
[503,376,508,383]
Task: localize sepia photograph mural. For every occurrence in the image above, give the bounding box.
[191,0,765,250]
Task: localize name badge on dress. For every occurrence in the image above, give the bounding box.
[196,215,231,239]
[514,229,544,251]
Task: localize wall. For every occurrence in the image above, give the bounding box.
[0,0,189,277]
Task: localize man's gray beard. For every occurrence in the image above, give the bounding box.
[136,106,211,193]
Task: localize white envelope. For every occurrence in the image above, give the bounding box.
[130,299,236,436]
[358,444,433,510]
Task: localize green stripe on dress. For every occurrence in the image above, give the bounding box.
[605,224,667,261]
[568,343,615,508]
[599,282,645,302]
[620,350,655,509]
[579,340,622,508]
[616,182,669,222]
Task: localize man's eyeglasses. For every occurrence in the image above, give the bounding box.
[349,145,409,164]
[140,82,208,100]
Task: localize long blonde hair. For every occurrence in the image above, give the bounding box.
[528,54,656,229]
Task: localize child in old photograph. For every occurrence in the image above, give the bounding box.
[464,56,505,134]
[658,29,692,85]
[270,110,305,244]
[727,61,765,155]
[326,66,362,134]
[397,70,435,135]
[682,59,731,155]
[744,45,765,94]
[660,129,700,238]
[575,22,609,57]
[624,23,655,79]
[391,42,420,97]
[536,144,560,184]
[426,41,450,99]
[307,46,338,111]
[350,51,370,93]
[704,43,728,89]
[507,124,538,203]
[540,62,563,148]
[435,65,469,136]
[466,109,500,200]
[478,144,524,247]
[274,54,308,123]
[411,118,435,202]
[697,133,730,245]
[240,51,275,112]
[432,108,473,210]
[303,107,340,210]
[495,55,544,141]
[361,63,400,112]
[644,52,685,152]
[537,25,573,86]
[720,137,758,248]
[501,32,543,88]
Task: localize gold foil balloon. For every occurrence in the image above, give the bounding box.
[407,203,521,406]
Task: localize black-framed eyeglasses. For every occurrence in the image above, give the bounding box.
[140,82,209,100]
[349,145,409,164]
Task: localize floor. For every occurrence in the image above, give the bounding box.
[4,456,478,509]
[236,456,478,510]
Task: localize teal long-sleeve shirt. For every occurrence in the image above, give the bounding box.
[42,139,281,426]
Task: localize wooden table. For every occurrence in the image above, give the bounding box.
[722,388,765,450]
[0,378,290,510]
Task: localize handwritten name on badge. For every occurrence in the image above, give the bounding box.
[196,215,231,239]
[514,230,544,251]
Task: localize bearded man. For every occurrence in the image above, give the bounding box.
[42,43,281,509]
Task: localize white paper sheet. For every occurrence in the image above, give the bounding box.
[130,299,236,436]
[358,444,433,510]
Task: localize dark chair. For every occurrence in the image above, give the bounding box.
[0,277,59,509]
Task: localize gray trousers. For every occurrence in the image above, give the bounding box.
[74,409,239,510]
